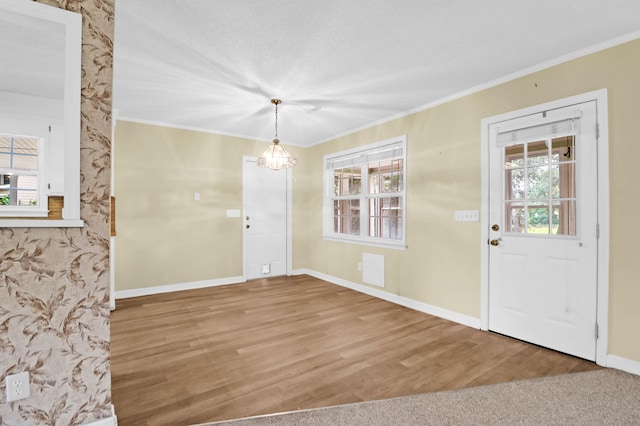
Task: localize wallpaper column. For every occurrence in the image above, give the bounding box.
[0,0,114,425]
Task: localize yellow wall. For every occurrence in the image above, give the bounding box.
[115,38,640,363]
[114,121,303,290]
[294,38,640,363]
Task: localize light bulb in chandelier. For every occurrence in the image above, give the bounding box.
[257,99,297,170]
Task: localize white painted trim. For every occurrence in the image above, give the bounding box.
[114,276,245,300]
[109,236,115,311]
[607,355,640,376]
[110,110,119,311]
[480,89,609,366]
[116,117,280,146]
[286,166,293,276]
[292,269,481,329]
[594,90,610,366]
[82,404,117,425]
[0,219,84,228]
[82,416,117,426]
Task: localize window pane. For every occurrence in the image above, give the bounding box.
[505,202,525,233]
[527,166,549,199]
[0,135,41,208]
[369,158,403,195]
[334,167,361,196]
[555,163,576,200]
[333,171,341,196]
[350,199,360,235]
[369,196,402,238]
[551,136,574,163]
[505,145,524,168]
[11,154,38,171]
[13,137,39,155]
[527,140,548,165]
[506,168,524,200]
[3,175,39,207]
[550,164,560,198]
[528,206,550,234]
[553,200,576,236]
[382,217,402,239]
[368,163,381,194]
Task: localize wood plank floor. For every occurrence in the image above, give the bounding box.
[110,275,600,426]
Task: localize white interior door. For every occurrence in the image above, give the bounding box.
[243,157,288,280]
[488,100,599,361]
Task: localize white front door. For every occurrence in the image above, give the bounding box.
[243,157,289,280]
[488,100,599,361]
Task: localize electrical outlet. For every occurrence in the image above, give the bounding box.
[6,372,30,402]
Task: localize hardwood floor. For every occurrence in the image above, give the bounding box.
[110,275,599,425]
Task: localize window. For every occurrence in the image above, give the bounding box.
[503,135,576,236]
[324,135,406,248]
[0,133,47,216]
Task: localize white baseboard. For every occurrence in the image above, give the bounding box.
[115,276,245,300]
[292,269,482,329]
[607,354,640,376]
[83,404,117,425]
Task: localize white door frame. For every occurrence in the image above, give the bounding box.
[242,156,293,280]
[480,89,609,365]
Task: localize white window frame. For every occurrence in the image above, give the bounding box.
[0,1,83,227]
[323,135,407,250]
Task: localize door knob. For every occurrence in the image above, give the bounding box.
[246,224,250,229]
[491,224,500,231]
[490,239,500,246]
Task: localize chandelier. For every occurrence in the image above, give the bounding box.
[257,99,297,170]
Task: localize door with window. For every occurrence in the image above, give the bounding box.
[488,100,598,361]
[243,157,288,280]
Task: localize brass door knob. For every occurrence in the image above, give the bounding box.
[490,239,500,246]
[246,224,250,229]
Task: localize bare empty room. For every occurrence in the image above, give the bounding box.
[2,1,640,425]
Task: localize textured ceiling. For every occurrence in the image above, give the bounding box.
[112,0,640,147]
[0,9,65,100]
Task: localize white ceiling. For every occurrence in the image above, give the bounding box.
[0,9,65,99]
[114,0,640,147]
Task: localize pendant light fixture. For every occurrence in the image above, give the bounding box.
[257,99,297,170]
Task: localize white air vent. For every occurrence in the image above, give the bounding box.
[362,253,385,288]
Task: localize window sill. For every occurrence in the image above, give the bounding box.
[0,219,84,228]
[323,234,407,251]
[0,209,49,218]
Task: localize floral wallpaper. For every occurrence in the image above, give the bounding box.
[0,0,114,425]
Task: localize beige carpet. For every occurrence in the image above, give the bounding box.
[202,369,640,425]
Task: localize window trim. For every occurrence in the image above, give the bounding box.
[323,135,407,250]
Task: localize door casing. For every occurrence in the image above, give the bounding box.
[480,89,609,366]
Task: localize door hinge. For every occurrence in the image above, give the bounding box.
[596,223,600,239]
[595,123,600,139]
[595,323,599,339]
